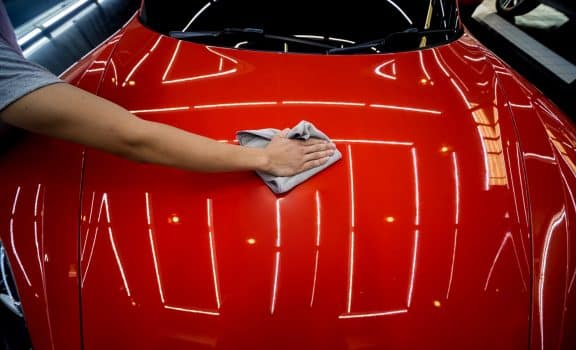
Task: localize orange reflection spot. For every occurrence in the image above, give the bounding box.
[131,301,137,307]
[385,216,395,223]
[247,238,256,245]
[68,264,78,278]
[168,214,181,224]
[128,81,136,86]
[111,77,116,83]
[434,300,441,308]
[441,146,450,153]
[420,78,428,85]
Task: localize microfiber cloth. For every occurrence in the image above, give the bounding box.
[236,120,342,194]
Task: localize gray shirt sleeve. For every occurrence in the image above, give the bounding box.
[0,37,62,112]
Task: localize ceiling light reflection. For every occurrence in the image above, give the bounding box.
[194,102,277,109]
[9,187,32,287]
[182,2,212,31]
[386,0,414,24]
[375,60,397,80]
[539,209,566,350]
[145,193,165,304]
[282,101,365,107]
[345,146,357,314]
[339,309,408,319]
[370,104,441,115]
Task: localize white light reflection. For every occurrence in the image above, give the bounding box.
[539,209,566,350]
[369,104,441,115]
[81,192,95,261]
[110,59,118,87]
[315,191,322,247]
[234,41,248,48]
[9,187,32,287]
[271,199,282,315]
[407,230,419,308]
[35,184,54,350]
[165,305,219,316]
[85,68,105,73]
[182,2,212,31]
[294,34,324,40]
[34,185,43,276]
[412,148,420,226]
[162,44,240,83]
[42,0,88,27]
[346,145,356,314]
[17,28,42,46]
[332,139,413,146]
[452,153,461,225]
[463,55,486,62]
[205,47,239,64]
[524,152,556,164]
[281,101,365,107]
[310,191,322,307]
[162,41,181,81]
[271,251,281,315]
[206,198,221,310]
[145,193,165,304]
[122,52,149,87]
[418,51,431,81]
[328,37,355,44]
[130,107,190,114]
[82,193,102,287]
[446,152,460,299]
[163,69,238,84]
[432,48,450,78]
[505,144,530,267]
[375,60,397,80]
[122,36,163,87]
[516,142,530,223]
[339,309,408,319]
[386,0,413,24]
[483,232,527,292]
[102,194,131,297]
[194,102,277,109]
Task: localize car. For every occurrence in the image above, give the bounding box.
[495,0,576,17]
[1,0,576,349]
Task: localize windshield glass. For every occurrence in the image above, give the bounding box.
[140,0,461,54]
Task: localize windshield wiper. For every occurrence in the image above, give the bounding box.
[169,28,338,50]
[326,28,459,54]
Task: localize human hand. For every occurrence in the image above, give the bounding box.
[261,129,336,176]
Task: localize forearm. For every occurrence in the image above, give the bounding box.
[131,119,268,172]
[0,83,268,172]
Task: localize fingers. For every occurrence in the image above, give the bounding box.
[304,148,335,161]
[279,128,290,137]
[300,156,331,172]
[302,138,327,146]
[302,141,335,154]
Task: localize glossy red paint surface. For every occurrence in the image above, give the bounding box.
[81,19,535,349]
[1,11,575,350]
[0,135,83,350]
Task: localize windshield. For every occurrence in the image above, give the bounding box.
[140,0,461,54]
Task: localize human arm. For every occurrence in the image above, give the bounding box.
[0,83,335,175]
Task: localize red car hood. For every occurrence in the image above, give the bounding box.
[78,19,532,349]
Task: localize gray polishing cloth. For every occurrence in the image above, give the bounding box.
[237,120,342,193]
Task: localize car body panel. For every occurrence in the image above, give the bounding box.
[73,18,537,349]
[0,135,84,350]
[2,9,575,350]
[497,68,576,349]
